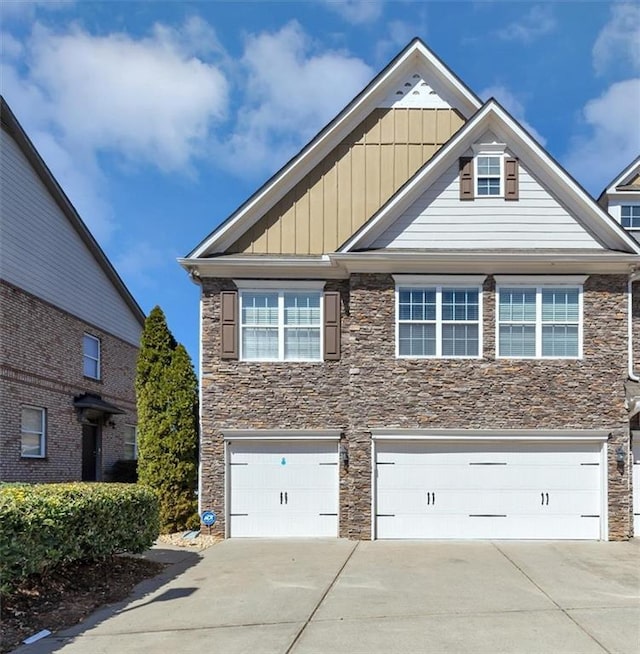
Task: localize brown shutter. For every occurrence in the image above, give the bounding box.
[323,291,341,361]
[505,158,519,200]
[459,157,474,200]
[220,291,238,360]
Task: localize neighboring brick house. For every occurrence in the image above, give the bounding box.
[181,39,640,541]
[598,157,640,537]
[0,97,144,483]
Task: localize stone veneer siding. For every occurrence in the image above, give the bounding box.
[0,281,139,482]
[200,274,632,540]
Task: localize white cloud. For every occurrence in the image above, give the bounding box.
[480,85,547,146]
[113,241,176,288]
[322,0,384,24]
[497,5,556,44]
[0,0,74,20]
[592,4,640,76]
[222,21,373,176]
[374,19,416,62]
[1,19,229,240]
[564,78,640,194]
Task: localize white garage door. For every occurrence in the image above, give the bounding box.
[375,441,604,540]
[228,440,339,537]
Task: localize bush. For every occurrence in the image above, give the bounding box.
[0,483,159,592]
[110,459,138,483]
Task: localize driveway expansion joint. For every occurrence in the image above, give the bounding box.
[285,541,359,654]
[491,542,613,654]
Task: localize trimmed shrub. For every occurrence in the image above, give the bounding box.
[110,459,138,483]
[0,483,159,591]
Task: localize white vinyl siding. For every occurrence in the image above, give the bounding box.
[124,425,137,460]
[21,406,46,458]
[497,286,581,359]
[83,333,101,378]
[0,130,141,346]
[397,286,481,358]
[371,161,605,249]
[240,291,321,361]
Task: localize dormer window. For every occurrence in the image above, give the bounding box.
[621,205,640,229]
[477,155,501,196]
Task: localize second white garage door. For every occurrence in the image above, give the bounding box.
[228,440,339,538]
[375,440,604,540]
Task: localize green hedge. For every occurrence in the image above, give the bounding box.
[0,483,159,592]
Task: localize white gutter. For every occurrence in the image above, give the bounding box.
[629,270,640,382]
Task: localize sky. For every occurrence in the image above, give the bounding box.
[2,0,639,368]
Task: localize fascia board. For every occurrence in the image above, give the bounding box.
[339,103,495,252]
[188,40,482,259]
[329,251,639,275]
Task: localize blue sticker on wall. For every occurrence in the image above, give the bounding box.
[281,457,286,466]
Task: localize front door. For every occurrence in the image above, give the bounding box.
[81,424,101,481]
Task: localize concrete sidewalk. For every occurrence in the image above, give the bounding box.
[13,539,640,654]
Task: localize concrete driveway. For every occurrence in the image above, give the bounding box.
[16,539,640,654]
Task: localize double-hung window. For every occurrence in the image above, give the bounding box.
[238,282,323,361]
[496,277,584,358]
[124,425,137,460]
[21,406,46,458]
[395,276,484,358]
[83,333,101,379]
[476,155,501,196]
[621,205,640,230]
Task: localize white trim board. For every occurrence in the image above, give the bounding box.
[222,430,342,440]
[369,429,610,441]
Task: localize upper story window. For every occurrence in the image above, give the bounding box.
[477,155,501,196]
[621,205,640,229]
[124,425,137,460]
[238,284,323,361]
[21,405,46,458]
[496,277,585,359]
[83,333,101,379]
[395,276,485,359]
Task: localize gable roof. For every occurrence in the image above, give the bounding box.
[599,156,640,200]
[188,38,482,258]
[0,96,145,327]
[339,99,640,255]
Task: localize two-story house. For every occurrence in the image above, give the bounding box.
[599,157,640,536]
[181,39,640,541]
[0,97,144,483]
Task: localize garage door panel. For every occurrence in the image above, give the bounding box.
[375,439,604,540]
[228,440,338,538]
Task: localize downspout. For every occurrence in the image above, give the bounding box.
[628,270,640,382]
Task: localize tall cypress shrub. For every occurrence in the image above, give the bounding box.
[136,306,199,533]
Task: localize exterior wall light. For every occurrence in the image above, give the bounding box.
[339,442,349,468]
[615,446,626,468]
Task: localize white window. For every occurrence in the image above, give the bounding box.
[124,425,137,460]
[621,205,640,229]
[497,281,583,359]
[21,406,46,458]
[83,333,101,379]
[239,287,322,361]
[395,277,484,358]
[477,155,502,196]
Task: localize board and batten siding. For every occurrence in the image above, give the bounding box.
[0,130,142,345]
[372,159,605,249]
[228,108,465,255]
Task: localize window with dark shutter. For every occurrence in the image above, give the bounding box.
[323,291,341,361]
[505,158,519,201]
[220,291,238,359]
[459,157,474,200]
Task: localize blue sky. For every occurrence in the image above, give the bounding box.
[2,1,639,367]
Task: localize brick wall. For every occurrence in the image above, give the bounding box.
[200,274,632,540]
[0,281,139,482]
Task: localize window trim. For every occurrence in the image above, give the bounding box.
[394,276,485,360]
[621,203,640,230]
[472,143,506,199]
[237,285,324,362]
[83,333,101,379]
[124,424,137,460]
[21,405,46,459]
[495,278,585,360]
